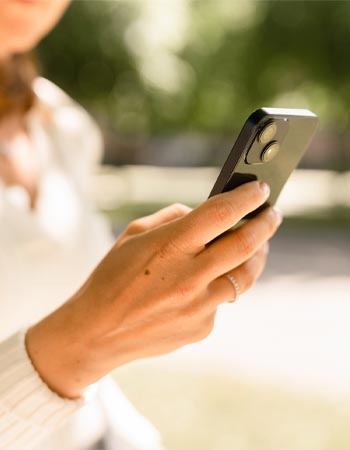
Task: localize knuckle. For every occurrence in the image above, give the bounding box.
[212,199,237,226]
[171,203,192,215]
[126,219,146,234]
[158,237,183,259]
[158,223,193,257]
[260,248,269,264]
[235,230,257,255]
[244,268,256,290]
[157,242,172,260]
[267,216,278,234]
[265,209,279,233]
[177,279,198,300]
[257,242,269,259]
[243,252,265,290]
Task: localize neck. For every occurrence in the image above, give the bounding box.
[0,115,25,139]
[0,52,11,63]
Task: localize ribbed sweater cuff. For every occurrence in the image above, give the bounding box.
[0,331,83,448]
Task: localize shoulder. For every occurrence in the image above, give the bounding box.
[31,77,103,165]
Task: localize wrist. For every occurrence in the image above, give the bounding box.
[25,304,94,399]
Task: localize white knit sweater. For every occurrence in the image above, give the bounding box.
[0,79,162,450]
[0,332,82,448]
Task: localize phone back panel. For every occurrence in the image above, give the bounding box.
[209,108,319,215]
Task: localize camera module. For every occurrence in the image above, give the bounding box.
[245,117,288,165]
[261,141,280,163]
[258,122,277,144]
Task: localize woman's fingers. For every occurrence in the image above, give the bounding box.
[197,206,281,280]
[129,203,192,233]
[224,241,269,301]
[207,241,269,307]
[169,181,270,254]
[117,204,192,246]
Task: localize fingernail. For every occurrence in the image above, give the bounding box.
[259,181,270,197]
[273,206,283,224]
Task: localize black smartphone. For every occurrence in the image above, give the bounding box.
[209,107,319,219]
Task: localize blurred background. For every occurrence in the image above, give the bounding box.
[38,1,349,449]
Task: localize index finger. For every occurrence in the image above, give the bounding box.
[171,181,270,253]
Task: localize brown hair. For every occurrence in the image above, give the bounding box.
[0,53,38,121]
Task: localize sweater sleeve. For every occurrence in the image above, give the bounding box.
[0,331,82,450]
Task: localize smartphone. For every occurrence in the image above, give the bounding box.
[209,107,319,219]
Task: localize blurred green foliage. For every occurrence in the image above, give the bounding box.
[38,0,350,134]
[37,0,350,170]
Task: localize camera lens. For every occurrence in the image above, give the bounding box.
[261,141,280,163]
[258,122,277,144]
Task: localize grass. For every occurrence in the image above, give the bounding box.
[114,364,350,450]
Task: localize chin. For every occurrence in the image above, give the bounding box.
[0,21,39,54]
[0,0,70,55]
[2,34,40,55]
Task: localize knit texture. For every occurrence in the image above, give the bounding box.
[0,331,82,449]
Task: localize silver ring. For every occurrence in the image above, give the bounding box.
[224,274,240,303]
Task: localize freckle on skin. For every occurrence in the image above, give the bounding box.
[144,269,150,275]
[161,276,165,281]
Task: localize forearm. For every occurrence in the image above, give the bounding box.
[25,293,132,400]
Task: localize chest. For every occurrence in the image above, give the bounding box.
[0,115,109,340]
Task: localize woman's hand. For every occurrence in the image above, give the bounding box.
[26,181,282,399]
[114,202,193,247]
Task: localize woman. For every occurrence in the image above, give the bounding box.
[0,1,282,449]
